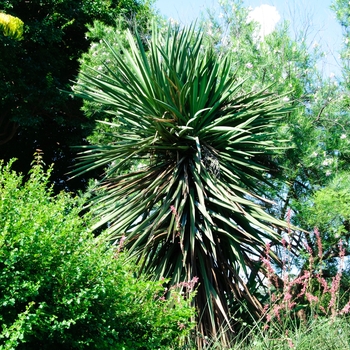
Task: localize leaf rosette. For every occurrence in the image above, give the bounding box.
[73,23,293,337]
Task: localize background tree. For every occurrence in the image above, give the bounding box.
[0,0,154,192]
[201,0,350,271]
[332,0,350,85]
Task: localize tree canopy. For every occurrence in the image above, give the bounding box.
[0,0,154,192]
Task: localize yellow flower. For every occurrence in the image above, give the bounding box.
[0,12,24,40]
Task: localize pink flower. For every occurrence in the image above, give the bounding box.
[178,322,186,330]
[284,292,292,301]
[304,242,313,255]
[328,273,341,310]
[115,235,126,256]
[305,292,319,304]
[273,304,282,322]
[288,301,296,309]
[314,228,323,260]
[316,274,329,294]
[340,301,350,315]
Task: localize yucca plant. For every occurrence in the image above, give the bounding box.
[72,23,293,344]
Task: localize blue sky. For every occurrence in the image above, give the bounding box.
[153,0,343,76]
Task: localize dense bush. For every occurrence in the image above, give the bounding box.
[0,158,194,349]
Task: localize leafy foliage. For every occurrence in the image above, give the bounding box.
[73,22,293,342]
[0,158,194,349]
[301,173,350,248]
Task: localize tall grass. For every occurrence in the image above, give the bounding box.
[186,224,350,349]
[230,316,350,349]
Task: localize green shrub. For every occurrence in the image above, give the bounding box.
[0,158,195,349]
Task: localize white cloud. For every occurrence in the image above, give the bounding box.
[247,4,281,40]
